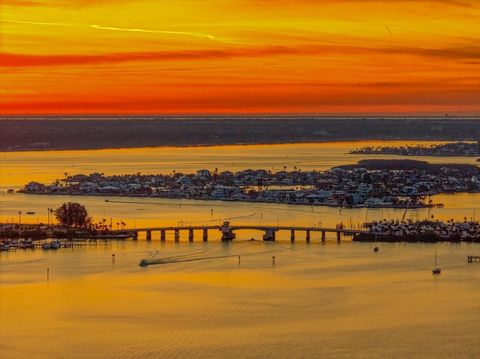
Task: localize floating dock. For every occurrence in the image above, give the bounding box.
[467,255,480,263]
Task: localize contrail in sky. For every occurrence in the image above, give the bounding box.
[0,19,75,27]
[1,19,221,41]
[89,24,217,40]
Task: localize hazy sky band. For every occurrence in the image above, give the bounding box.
[0,0,479,115]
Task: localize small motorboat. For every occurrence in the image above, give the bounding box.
[20,240,35,249]
[139,259,149,267]
[1,244,10,251]
[42,242,51,250]
[26,211,35,215]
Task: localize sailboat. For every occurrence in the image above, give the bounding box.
[373,234,379,252]
[432,249,441,275]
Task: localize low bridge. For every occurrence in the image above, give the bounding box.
[111,221,369,242]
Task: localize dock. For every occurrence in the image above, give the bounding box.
[467,255,480,263]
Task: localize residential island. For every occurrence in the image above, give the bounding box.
[350,141,480,157]
[19,160,480,208]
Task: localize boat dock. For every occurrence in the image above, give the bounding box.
[467,255,480,263]
[111,221,369,242]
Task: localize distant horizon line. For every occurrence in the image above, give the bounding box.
[1,114,480,120]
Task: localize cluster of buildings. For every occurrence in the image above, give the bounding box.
[350,141,480,157]
[364,219,480,242]
[21,165,480,208]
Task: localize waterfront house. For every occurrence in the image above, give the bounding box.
[196,169,211,179]
[99,185,121,193]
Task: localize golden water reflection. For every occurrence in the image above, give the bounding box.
[1,142,480,358]
[1,241,479,358]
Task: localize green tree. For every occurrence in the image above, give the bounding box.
[54,202,91,228]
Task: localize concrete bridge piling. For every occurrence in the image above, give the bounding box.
[263,228,277,241]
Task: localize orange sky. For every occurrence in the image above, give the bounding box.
[0,0,479,115]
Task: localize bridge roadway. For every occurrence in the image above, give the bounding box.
[111,222,369,242]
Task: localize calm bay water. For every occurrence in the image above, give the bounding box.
[1,142,480,358]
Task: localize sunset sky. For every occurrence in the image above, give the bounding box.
[0,0,479,115]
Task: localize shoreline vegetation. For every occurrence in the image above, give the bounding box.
[350,141,480,158]
[0,223,127,241]
[18,159,480,209]
[1,117,480,152]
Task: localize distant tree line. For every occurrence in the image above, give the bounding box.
[1,117,479,151]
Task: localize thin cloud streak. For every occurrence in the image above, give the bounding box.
[0,19,76,27]
[0,47,296,67]
[0,0,130,7]
[2,43,479,68]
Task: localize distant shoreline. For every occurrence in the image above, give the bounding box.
[0,139,453,154]
[2,117,479,152]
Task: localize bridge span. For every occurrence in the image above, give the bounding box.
[111,221,369,242]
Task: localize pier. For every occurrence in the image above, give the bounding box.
[111,221,368,242]
[467,255,480,263]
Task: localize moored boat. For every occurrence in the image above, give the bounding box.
[50,240,61,249]
[432,250,441,275]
